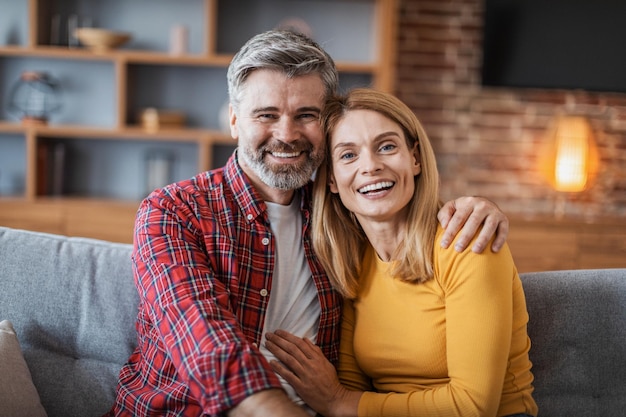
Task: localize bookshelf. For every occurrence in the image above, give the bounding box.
[0,0,398,242]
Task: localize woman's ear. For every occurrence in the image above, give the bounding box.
[328,172,339,194]
[412,143,422,176]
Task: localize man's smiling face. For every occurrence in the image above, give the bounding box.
[230,69,326,201]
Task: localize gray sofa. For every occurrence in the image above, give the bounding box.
[0,226,624,417]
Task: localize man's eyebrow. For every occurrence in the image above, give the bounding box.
[251,106,279,114]
[250,106,321,114]
[297,106,321,113]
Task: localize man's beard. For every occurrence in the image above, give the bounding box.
[239,141,324,190]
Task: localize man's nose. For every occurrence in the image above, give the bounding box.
[273,117,300,142]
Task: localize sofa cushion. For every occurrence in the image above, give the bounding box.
[0,227,137,417]
[0,320,47,417]
[521,269,626,417]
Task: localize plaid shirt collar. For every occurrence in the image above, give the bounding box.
[223,149,313,224]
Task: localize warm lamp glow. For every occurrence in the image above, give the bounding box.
[554,117,590,191]
[541,116,598,192]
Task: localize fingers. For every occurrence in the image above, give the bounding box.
[265,331,329,396]
[267,355,296,382]
[265,332,302,359]
[469,217,495,253]
[438,196,509,253]
[437,200,456,232]
[265,334,306,386]
[266,332,344,415]
[265,331,318,370]
[467,205,509,253]
[490,216,509,252]
[438,199,472,250]
[455,214,484,253]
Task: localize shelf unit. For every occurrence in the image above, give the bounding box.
[0,0,398,243]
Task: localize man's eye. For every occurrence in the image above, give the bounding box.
[297,113,318,120]
[339,152,356,160]
[259,114,277,120]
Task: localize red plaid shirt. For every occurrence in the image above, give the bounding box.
[107,153,342,416]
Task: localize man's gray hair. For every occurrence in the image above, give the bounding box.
[227,30,339,111]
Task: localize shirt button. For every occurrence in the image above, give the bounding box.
[252,343,258,348]
[246,213,253,221]
[261,237,270,245]
[260,289,268,297]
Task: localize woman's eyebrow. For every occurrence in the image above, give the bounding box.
[332,141,356,152]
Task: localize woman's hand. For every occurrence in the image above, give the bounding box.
[265,330,361,417]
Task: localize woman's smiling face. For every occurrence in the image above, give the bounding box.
[328,109,421,224]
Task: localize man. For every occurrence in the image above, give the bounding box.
[107,30,508,417]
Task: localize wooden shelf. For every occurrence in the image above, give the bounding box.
[0,45,228,65]
[0,45,378,73]
[0,0,399,241]
[0,121,232,143]
[0,197,139,243]
[0,45,116,61]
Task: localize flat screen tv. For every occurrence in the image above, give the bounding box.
[481,0,626,94]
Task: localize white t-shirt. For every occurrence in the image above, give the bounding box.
[261,197,320,409]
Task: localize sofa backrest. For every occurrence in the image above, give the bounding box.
[0,226,137,417]
[521,268,626,417]
[1,226,625,417]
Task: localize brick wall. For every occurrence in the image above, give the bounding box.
[394,0,626,219]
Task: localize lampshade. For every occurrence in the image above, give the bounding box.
[541,116,598,192]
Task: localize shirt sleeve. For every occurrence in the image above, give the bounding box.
[357,231,516,417]
[133,190,282,415]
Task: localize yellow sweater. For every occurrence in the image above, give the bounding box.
[339,227,538,417]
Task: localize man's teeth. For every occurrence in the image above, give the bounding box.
[272,151,301,158]
[359,181,394,194]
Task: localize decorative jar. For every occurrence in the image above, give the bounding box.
[8,71,62,125]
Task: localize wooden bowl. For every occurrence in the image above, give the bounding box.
[74,28,131,52]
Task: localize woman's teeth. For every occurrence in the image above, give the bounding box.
[358,181,394,194]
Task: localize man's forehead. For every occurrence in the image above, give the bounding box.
[240,71,325,109]
[242,69,324,90]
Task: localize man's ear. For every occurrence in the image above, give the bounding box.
[229,104,238,139]
[412,143,422,176]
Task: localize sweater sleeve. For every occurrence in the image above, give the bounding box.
[337,299,373,391]
[357,230,516,417]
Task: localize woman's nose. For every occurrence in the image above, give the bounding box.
[360,152,383,175]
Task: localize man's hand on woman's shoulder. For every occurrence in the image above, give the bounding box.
[438,196,509,253]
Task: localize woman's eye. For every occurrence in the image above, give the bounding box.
[380,143,397,152]
[339,152,356,160]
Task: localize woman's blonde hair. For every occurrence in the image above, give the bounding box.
[312,88,442,299]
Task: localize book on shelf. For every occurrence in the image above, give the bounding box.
[36,142,66,196]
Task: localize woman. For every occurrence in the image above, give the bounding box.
[265,88,537,417]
